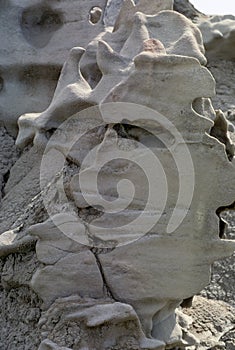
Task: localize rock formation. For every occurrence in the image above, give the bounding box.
[0,1,235,349]
[173,0,205,19]
[0,0,108,135]
[197,14,235,61]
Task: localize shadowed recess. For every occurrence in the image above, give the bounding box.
[0,76,3,92]
[89,6,102,24]
[21,5,64,48]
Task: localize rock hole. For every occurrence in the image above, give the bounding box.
[0,76,4,92]
[21,5,63,48]
[1,169,10,198]
[216,201,235,239]
[89,6,102,24]
[113,123,167,148]
[180,296,194,308]
[210,110,234,162]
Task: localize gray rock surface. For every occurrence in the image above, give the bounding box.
[173,0,205,19]
[0,251,42,350]
[197,14,235,61]
[198,57,235,310]
[183,296,235,350]
[0,0,108,135]
[0,128,19,201]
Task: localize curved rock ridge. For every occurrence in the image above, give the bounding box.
[0,1,235,349]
